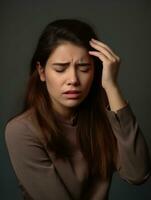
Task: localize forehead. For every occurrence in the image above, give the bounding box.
[48,42,91,62]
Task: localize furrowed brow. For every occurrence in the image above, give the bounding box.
[52,62,91,66]
[76,63,91,66]
[52,62,70,66]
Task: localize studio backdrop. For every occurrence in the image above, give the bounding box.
[0,0,151,199]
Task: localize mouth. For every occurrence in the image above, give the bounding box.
[63,90,81,94]
[63,90,81,99]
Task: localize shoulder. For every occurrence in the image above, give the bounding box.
[5,108,45,146]
[5,108,34,133]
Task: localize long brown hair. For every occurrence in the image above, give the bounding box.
[24,18,117,181]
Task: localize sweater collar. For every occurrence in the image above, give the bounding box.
[53,110,78,126]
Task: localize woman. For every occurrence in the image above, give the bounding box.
[5,18,151,200]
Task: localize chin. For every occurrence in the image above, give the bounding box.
[63,99,83,108]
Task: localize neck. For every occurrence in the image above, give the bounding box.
[53,106,76,121]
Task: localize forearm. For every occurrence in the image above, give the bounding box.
[106,104,151,184]
[104,84,127,113]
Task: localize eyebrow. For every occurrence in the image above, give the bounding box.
[52,62,91,66]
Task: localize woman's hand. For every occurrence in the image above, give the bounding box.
[89,38,127,112]
[89,38,121,91]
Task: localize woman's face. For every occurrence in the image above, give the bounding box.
[37,42,94,116]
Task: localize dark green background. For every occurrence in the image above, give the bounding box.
[1,0,151,199]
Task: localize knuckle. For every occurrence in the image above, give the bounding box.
[111,58,116,63]
[111,56,121,64]
[116,56,121,63]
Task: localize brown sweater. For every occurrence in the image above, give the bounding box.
[5,104,151,200]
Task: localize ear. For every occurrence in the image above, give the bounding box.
[36,62,46,81]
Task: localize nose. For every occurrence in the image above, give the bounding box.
[67,68,80,86]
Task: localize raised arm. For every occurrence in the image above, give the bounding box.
[89,38,151,184]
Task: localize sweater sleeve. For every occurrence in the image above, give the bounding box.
[5,119,71,200]
[105,103,151,184]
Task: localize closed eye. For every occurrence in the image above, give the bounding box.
[52,62,92,72]
[54,67,66,72]
[78,64,91,72]
[53,65,67,72]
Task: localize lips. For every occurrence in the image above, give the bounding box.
[63,90,81,99]
[63,90,81,94]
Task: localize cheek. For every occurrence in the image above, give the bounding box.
[83,71,94,87]
[81,75,94,98]
[45,74,56,91]
[45,73,63,93]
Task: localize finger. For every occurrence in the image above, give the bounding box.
[91,38,120,61]
[89,51,109,63]
[90,40,114,61]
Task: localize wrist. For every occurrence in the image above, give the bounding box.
[103,83,127,112]
[103,83,120,94]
